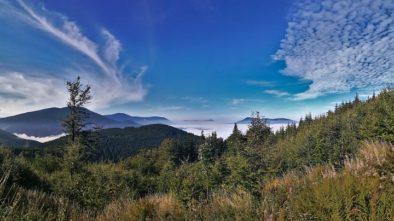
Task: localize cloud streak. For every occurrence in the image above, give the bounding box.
[274,0,394,100]
[264,90,290,97]
[230,99,245,105]
[0,0,147,115]
[102,29,122,65]
[16,0,113,77]
[246,80,276,87]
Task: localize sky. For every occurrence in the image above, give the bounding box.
[0,0,393,121]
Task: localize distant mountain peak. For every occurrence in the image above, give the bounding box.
[236,117,295,125]
[0,107,140,137]
[105,113,170,125]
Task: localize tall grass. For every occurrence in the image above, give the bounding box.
[1,142,393,220]
[262,142,394,220]
[0,168,92,221]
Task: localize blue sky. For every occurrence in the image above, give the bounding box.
[0,0,393,121]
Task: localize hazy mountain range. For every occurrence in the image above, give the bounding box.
[0,107,170,137]
[236,117,295,125]
[0,107,294,139]
[105,113,170,125]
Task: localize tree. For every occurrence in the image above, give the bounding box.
[63,76,92,144]
[62,76,92,172]
[198,132,225,164]
[226,123,245,153]
[354,92,360,103]
[246,112,271,148]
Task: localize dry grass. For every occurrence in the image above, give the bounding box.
[344,141,393,176]
[210,189,252,211]
[96,194,184,221]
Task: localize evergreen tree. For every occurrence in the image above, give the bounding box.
[354,92,360,103]
[62,76,92,172]
[246,112,271,148]
[226,123,245,153]
[198,132,224,164]
[63,76,92,144]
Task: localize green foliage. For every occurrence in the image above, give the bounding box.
[272,89,394,173]
[45,124,201,162]
[246,112,272,149]
[198,132,225,164]
[0,129,40,148]
[226,123,246,153]
[1,89,394,220]
[262,142,394,220]
[63,76,92,145]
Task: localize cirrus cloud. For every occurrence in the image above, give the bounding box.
[0,0,148,115]
[274,0,394,100]
[264,90,290,97]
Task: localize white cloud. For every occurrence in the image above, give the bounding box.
[0,0,148,115]
[102,29,121,65]
[14,133,66,143]
[16,0,112,76]
[0,72,66,116]
[246,80,275,87]
[264,90,290,97]
[274,0,394,100]
[157,106,185,111]
[230,99,245,105]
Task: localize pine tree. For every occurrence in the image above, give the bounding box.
[246,112,271,148]
[226,123,244,153]
[198,132,224,164]
[63,76,92,144]
[354,92,360,103]
[62,76,92,172]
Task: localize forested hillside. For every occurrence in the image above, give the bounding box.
[44,124,201,161]
[0,129,40,148]
[0,89,394,220]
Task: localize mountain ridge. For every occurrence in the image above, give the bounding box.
[0,107,140,137]
[105,113,171,125]
[236,117,296,125]
[0,129,40,148]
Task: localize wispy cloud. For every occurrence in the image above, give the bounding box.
[16,0,112,77]
[157,106,185,111]
[246,80,276,87]
[0,0,148,115]
[264,90,290,97]
[181,96,208,104]
[102,29,121,65]
[274,0,394,100]
[230,98,245,105]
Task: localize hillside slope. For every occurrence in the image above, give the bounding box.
[44,124,201,161]
[0,129,40,148]
[270,90,394,173]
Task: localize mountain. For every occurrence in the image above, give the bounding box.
[0,129,40,148]
[236,117,296,125]
[183,119,215,123]
[0,107,140,137]
[44,124,201,161]
[105,113,171,125]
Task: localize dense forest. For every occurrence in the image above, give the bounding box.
[0,88,394,220]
